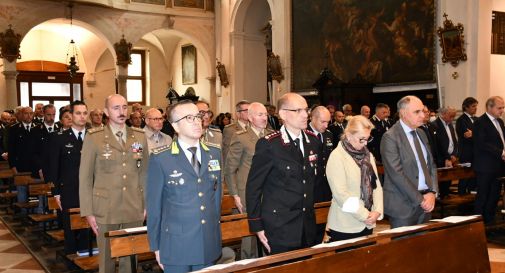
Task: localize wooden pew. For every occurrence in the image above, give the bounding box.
[201,217,489,273]
[29,196,59,233]
[103,202,333,271]
[221,195,237,215]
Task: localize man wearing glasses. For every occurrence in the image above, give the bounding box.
[246,92,321,254]
[196,101,222,146]
[144,108,172,153]
[147,100,222,273]
[223,100,250,161]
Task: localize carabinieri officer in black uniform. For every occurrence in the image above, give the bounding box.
[246,93,321,254]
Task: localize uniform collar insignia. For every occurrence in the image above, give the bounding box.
[171,140,180,154]
[200,141,210,151]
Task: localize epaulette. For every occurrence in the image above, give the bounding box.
[304,129,317,137]
[208,126,221,132]
[131,127,145,133]
[87,127,104,134]
[204,141,221,149]
[236,129,247,135]
[264,131,280,141]
[151,144,171,155]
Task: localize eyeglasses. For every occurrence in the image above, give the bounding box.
[147,117,164,122]
[281,108,310,114]
[199,110,212,116]
[357,136,374,144]
[173,114,203,123]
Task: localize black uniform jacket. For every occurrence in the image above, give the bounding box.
[246,128,321,248]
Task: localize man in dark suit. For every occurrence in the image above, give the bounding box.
[48,101,89,254]
[431,106,459,198]
[473,96,505,224]
[456,97,478,194]
[368,103,391,163]
[381,96,438,228]
[247,93,320,254]
[266,105,281,130]
[328,110,346,145]
[34,104,60,180]
[8,107,43,211]
[307,106,334,202]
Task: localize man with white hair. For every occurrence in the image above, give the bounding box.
[224,102,272,258]
[360,105,371,119]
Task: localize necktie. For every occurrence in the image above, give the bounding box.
[115,131,125,149]
[78,132,83,142]
[411,130,433,187]
[319,133,323,143]
[48,127,53,132]
[293,138,304,157]
[494,119,505,147]
[25,125,30,132]
[188,147,200,174]
[448,123,458,154]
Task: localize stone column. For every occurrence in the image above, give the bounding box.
[2,60,18,108]
[116,66,128,99]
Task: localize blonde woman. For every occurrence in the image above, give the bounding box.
[325,115,383,241]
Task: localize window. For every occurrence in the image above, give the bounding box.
[126,50,146,105]
[17,71,83,121]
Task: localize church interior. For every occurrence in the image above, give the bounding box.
[0,0,505,272]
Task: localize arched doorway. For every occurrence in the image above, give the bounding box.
[231,0,272,105]
[18,19,114,110]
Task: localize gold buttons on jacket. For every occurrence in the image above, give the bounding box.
[123,175,127,179]
[201,219,206,224]
[200,205,205,211]
[122,163,126,167]
[122,187,126,191]
[198,192,203,197]
[197,178,202,183]
[302,180,306,184]
[303,208,306,212]
[303,193,307,198]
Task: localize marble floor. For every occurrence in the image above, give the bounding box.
[0,221,44,273]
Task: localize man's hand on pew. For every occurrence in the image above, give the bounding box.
[38,169,44,181]
[86,215,99,235]
[54,195,62,210]
[421,192,436,213]
[155,250,164,270]
[233,195,244,214]
[257,230,271,254]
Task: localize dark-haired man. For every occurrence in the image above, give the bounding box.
[456,97,478,194]
[147,100,222,273]
[48,101,89,254]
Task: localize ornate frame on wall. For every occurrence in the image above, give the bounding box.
[437,13,467,67]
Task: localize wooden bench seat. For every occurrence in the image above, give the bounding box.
[46,229,64,242]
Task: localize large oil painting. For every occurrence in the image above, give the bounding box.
[292,0,435,89]
[182,44,197,85]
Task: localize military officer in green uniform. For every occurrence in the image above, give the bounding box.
[79,94,149,273]
[224,102,272,258]
[196,101,222,146]
[222,100,250,161]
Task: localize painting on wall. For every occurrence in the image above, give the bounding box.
[173,0,204,9]
[131,0,165,5]
[292,0,435,90]
[182,44,197,85]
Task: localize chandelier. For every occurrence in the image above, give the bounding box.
[66,3,79,78]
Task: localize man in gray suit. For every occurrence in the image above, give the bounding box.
[380,96,438,228]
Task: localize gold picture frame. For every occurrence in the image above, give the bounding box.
[437,13,467,67]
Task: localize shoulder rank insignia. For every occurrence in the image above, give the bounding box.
[264,131,280,141]
[202,141,221,150]
[131,127,145,133]
[88,127,104,134]
[224,123,234,128]
[304,129,317,137]
[236,129,247,135]
[208,126,221,132]
[152,144,171,155]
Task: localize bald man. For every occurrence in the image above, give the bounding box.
[79,94,149,273]
[247,93,320,254]
[144,108,172,152]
